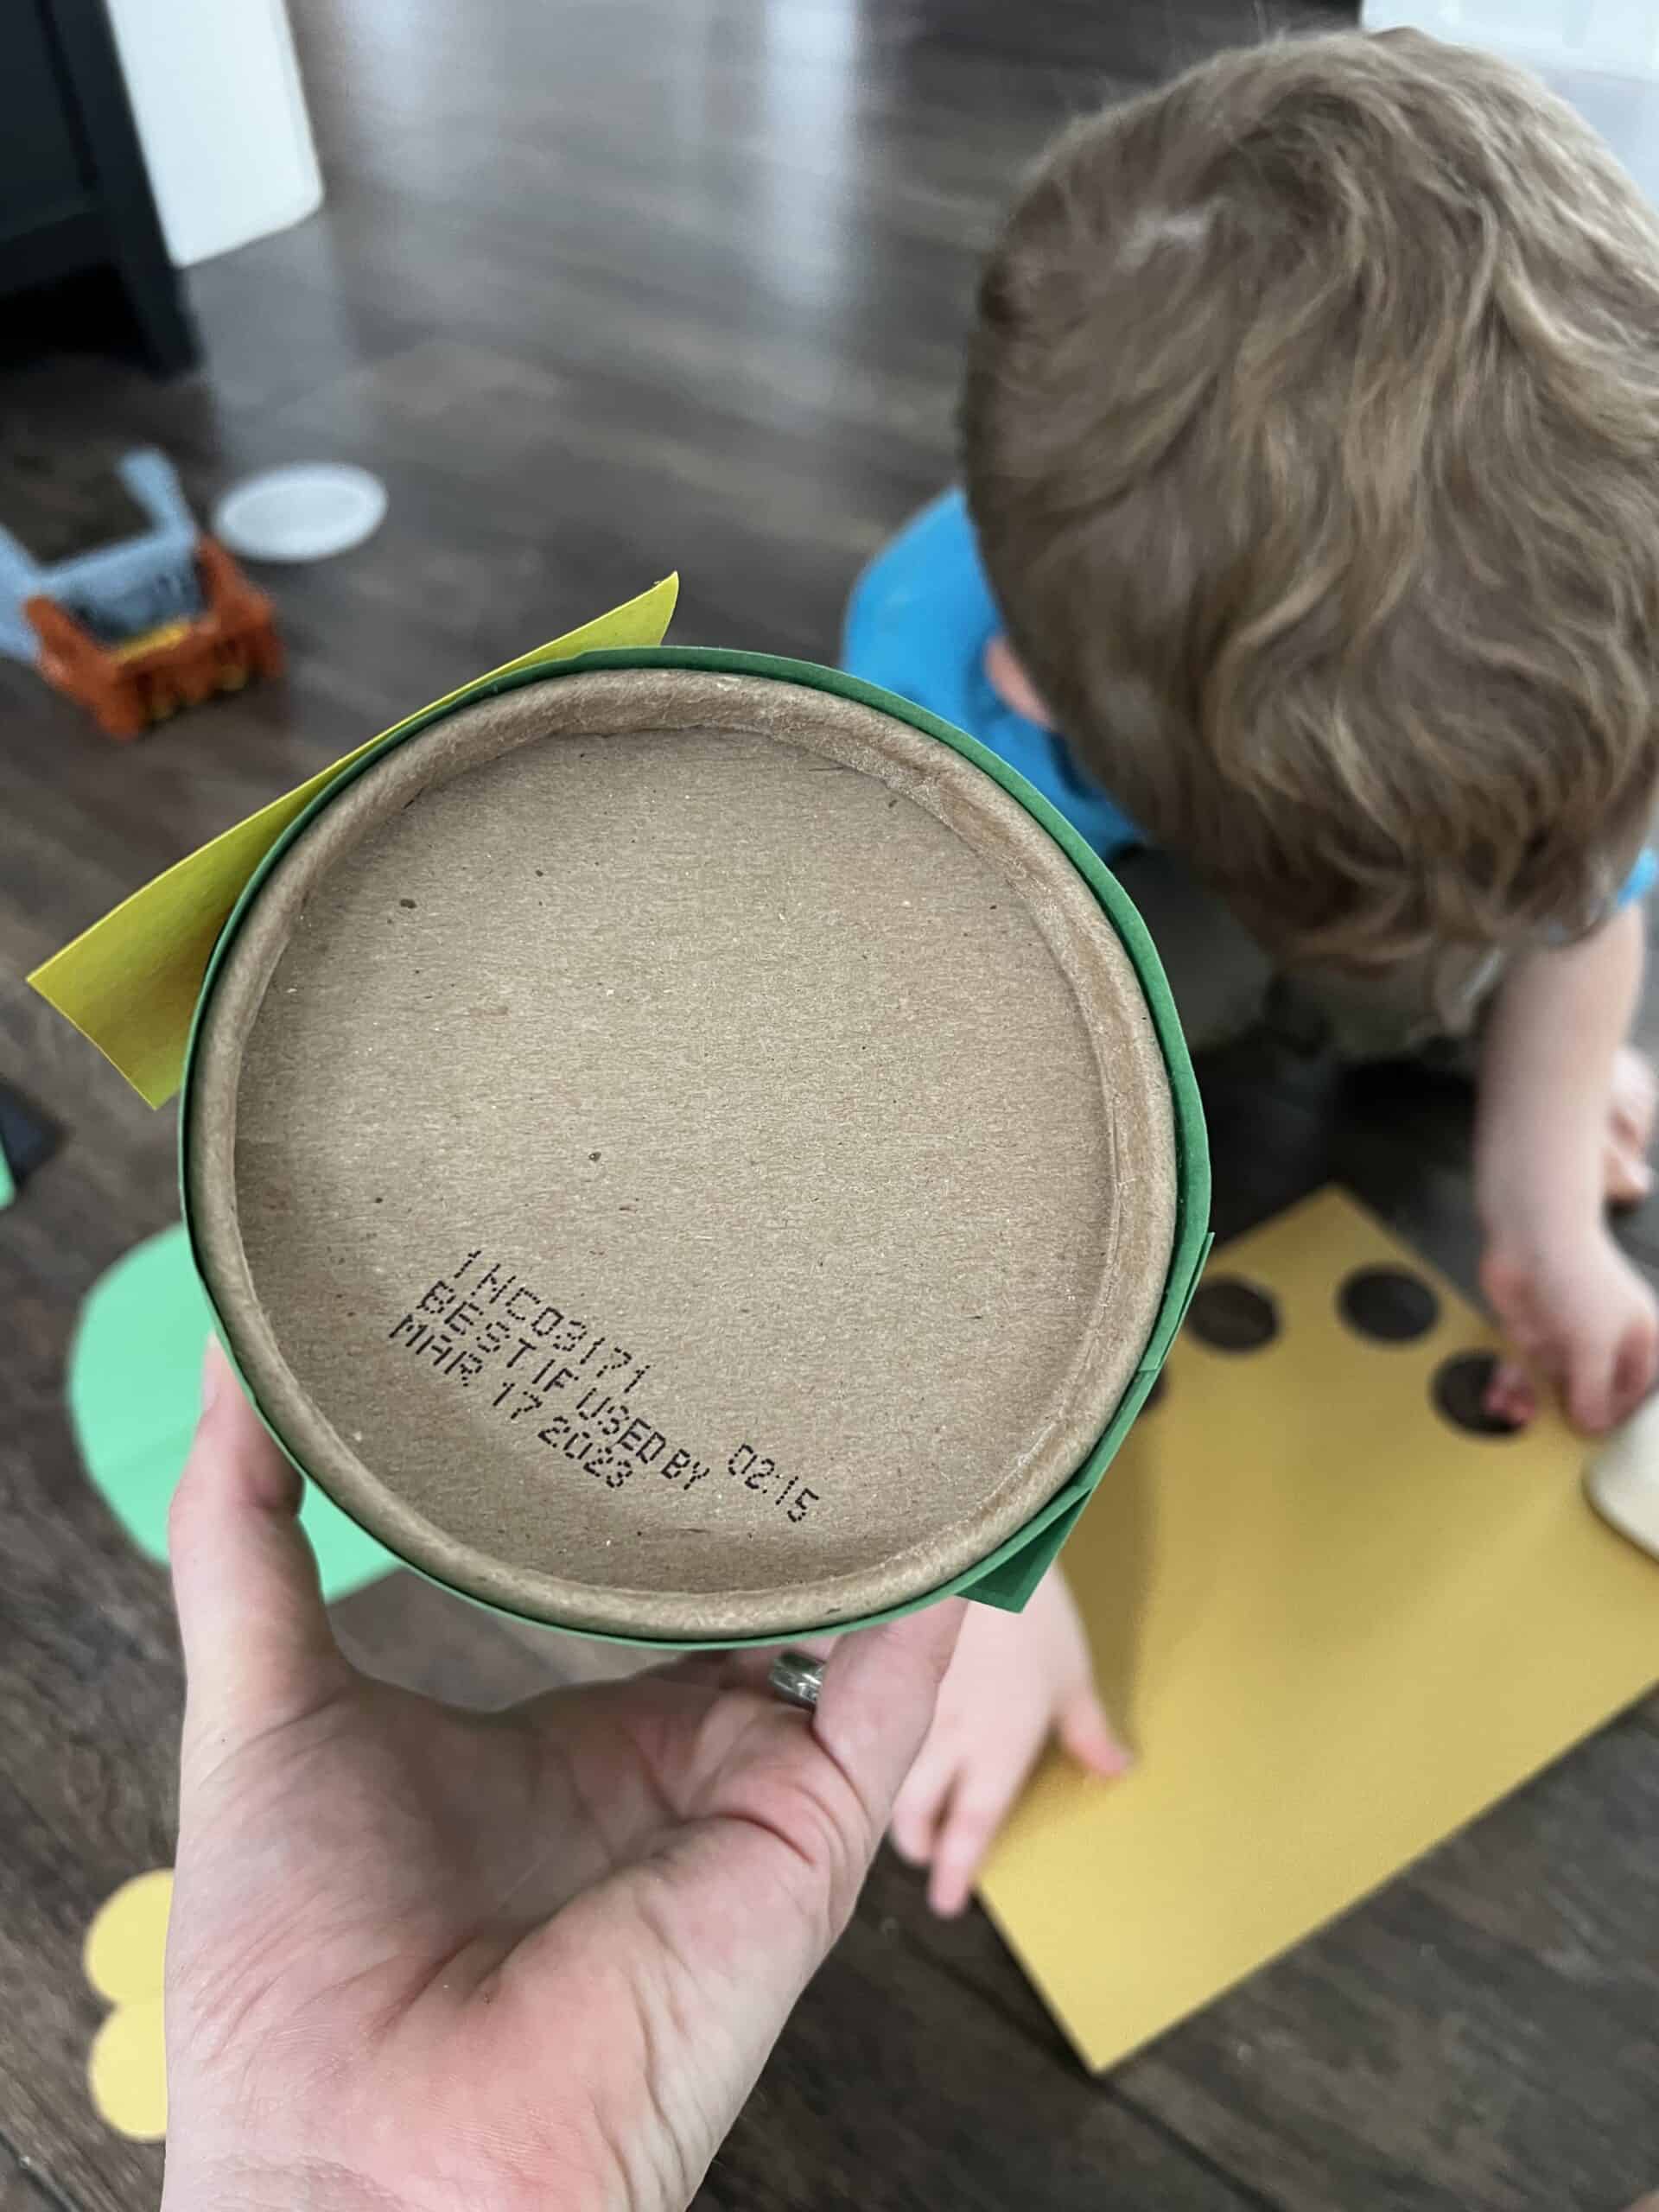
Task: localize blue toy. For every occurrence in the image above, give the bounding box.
[0,448,201,662]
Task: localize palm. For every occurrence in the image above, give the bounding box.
[162,1363,955,2209]
[168,1659,887,2211]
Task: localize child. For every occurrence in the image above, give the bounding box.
[844,30,1659,1913]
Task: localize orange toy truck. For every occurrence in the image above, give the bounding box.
[26,535,283,741]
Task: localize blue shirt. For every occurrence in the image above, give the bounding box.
[842,486,1656,912]
[842,488,1141,862]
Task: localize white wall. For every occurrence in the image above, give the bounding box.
[103,0,324,268]
[1362,3,1659,206]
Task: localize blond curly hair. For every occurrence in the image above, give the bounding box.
[963,30,1659,972]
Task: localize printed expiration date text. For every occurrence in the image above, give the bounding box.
[385,1249,820,1522]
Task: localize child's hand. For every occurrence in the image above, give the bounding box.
[1474,919,1658,1434]
[888,1563,1128,1916]
[1480,1224,1659,1433]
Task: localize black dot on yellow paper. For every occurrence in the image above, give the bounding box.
[1338,1265,1439,1344]
[1432,1351,1522,1438]
[1186,1276,1280,1353]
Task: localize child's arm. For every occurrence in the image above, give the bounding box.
[1475,900,1659,1432]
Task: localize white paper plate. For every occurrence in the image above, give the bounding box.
[213,464,387,563]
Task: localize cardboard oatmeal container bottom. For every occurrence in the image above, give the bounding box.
[180,647,1210,1648]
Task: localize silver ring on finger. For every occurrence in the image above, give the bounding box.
[767,1649,824,1711]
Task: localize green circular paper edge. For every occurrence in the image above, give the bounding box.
[67,1223,393,1602]
[180,644,1211,1649]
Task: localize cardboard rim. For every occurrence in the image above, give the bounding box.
[181,646,1211,1647]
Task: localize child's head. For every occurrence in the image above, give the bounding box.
[963,31,1659,971]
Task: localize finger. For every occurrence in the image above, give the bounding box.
[812,1600,965,1842]
[1608,1093,1652,1153]
[1610,1091,1651,1156]
[664,1635,836,1699]
[1483,1360,1537,1428]
[1605,1134,1654,1209]
[1482,1266,1550,1376]
[1057,1687,1134,1778]
[926,1756,1031,1917]
[1611,1048,1658,1143]
[888,1741,957,1866]
[500,1601,963,2147]
[169,1343,349,1754]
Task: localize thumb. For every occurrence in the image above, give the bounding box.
[811,1599,965,1840]
[1057,1685,1134,1778]
[169,1342,349,1764]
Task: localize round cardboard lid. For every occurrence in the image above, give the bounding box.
[187,663,1178,1639]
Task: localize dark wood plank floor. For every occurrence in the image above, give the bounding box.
[3,3,1656,2208]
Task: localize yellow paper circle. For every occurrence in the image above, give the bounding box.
[87,1994,167,2140]
[83,1869,173,2004]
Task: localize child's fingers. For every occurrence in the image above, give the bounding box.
[1483,1360,1537,1427]
[927,1768,1025,1916]
[1057,1687,1134,1778]
[889,1742,955,1868]
[1605,1130,1654,1209]
[1610,1048,1658,1151]
[927,1690,1130,1915]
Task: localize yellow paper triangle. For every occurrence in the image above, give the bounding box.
[29,577,678,1107]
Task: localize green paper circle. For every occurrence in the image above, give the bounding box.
[69,1224,394,1600]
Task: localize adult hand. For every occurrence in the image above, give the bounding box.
[162,1344,961,2212]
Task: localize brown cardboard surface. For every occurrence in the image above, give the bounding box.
[188,668,1177,1638]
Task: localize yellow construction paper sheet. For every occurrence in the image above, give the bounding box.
[28,577,679,1107]
[979,1187,1659,2072]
